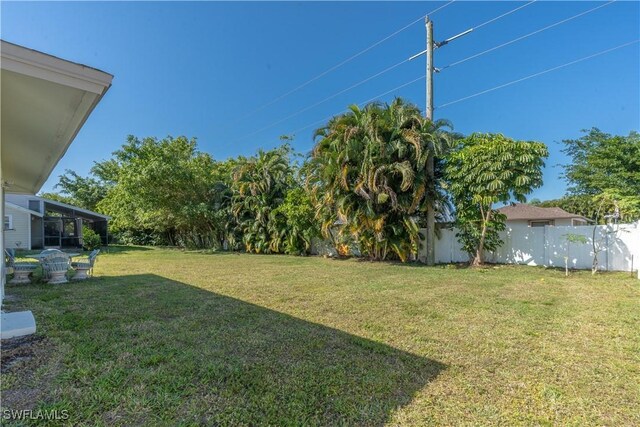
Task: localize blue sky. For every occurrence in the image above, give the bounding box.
[2,1,639,200]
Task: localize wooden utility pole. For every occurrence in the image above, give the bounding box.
[425,17,436,266]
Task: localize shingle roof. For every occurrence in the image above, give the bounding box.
[498,204,587,221]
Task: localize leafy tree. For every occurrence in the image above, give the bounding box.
[533,129,640,222]
[534,193,640,224]
[533,195,598,222]
[269,187,319,255]
[562,128,640,196]
[97,135,232,248]
[306,98,455,261]
[559,128,640,221]
[55,170,110,212]
[445,133,548,266]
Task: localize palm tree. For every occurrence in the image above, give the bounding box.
[231,145,294,253]
[306,98,455,261]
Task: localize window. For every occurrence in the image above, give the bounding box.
[530,220,552,227]
[4,215,13,230]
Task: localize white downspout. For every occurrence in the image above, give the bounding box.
[28,214,32,250]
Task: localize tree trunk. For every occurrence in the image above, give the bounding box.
[472,206,492,267]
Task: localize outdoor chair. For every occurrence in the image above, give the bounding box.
[5,249,39,284]
[41,252,71,284]
[39,249,64,281]
[71,249,100,280]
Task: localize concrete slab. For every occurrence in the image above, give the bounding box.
[1,311,36,339]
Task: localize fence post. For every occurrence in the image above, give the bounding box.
[605,228,610,271]
[543,225,548,267]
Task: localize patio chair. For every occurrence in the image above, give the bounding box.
[39,249,63,281]
[71,249,100,280]
[5,249,39,284]
[41,252,71,284]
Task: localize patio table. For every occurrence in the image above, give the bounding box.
[26,253,81,260]
[26,253,81,284]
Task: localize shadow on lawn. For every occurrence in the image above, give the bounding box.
[101,245,153,255]
[5,274,446,425]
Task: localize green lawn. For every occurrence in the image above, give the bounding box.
[2,247,639,426]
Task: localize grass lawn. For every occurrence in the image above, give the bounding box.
[2,247,639,426]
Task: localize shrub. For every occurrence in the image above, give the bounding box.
[82,227,102,251]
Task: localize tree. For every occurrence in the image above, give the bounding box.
[269,187,318,255]
[231,145,295,254]
[562,128,640,195]
[306,98,455,261]
[533,195,600,223]
[445,133,548,266]
[560,128,640,221]
[54,170,110,212]
[97,135,232,248]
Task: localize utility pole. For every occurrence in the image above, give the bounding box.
[425,17,436,266]
[409,17,473,266]
[425,17,434,120]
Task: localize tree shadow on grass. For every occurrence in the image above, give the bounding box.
[6,274,446,425]
[102,245,153,255]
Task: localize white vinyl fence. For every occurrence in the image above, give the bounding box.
[422,222,640,272]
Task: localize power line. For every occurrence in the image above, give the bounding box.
[290,75,426,136]
[292,38,638,135]
[473,1,537,31]
[441,0,616,70]
[236,58,412,141]
[230,1,455,125]
[425,0,456,17]
[359,75,426,106]
[289,2,538,137]
[289,2,539,138]
[410,2,537,59]
[436,39,639,109]
[237,1,622,141]
[238,0,536,141]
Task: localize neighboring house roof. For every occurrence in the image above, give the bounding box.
[498,204,589,221]
[38,196,111,221]
[5,202,44,217]
[35,196,111,220]
[5,194,110,221]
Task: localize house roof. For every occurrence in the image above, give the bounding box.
[498,204,588,221]
[1,39,113,194]
[5,202,44,217]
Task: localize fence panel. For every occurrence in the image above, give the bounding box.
[422,222,640,272]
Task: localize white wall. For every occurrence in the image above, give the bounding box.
[4,204,31,250]
[424,222,640,272]
[5,193,32,209]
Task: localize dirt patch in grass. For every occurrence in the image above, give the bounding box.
[1,335,59,411]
